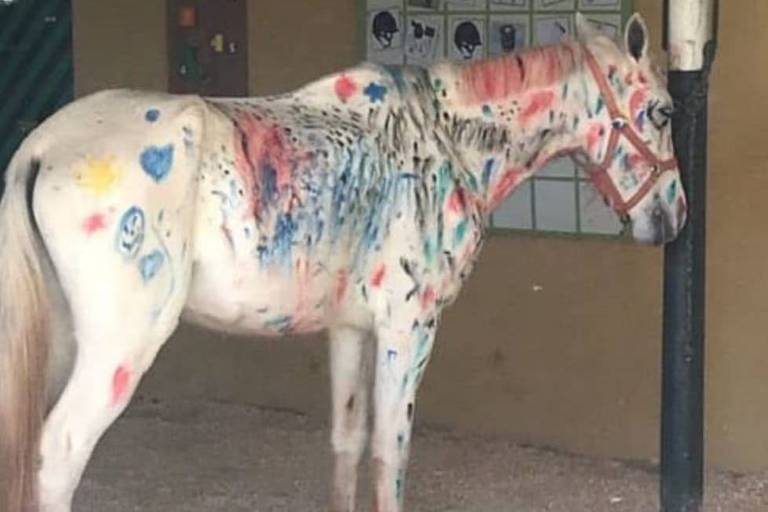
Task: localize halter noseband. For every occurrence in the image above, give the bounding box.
[581,45,678,216]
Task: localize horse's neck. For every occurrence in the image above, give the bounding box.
[429,43,593,212]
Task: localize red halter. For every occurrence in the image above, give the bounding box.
[581,45,678,216]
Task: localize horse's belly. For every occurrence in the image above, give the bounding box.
[182,258,329,336]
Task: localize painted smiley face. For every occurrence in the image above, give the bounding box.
[116,206,145,259]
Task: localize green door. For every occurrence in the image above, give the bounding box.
[0,0,73,182]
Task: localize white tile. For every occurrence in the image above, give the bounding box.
[537,156,575,178]
[446,0,488,10]
[367,8,406,65]
[492,180,533,229]
[448,16,487,61]
[488,14,530,56]
[488,0,531,11]
[533,13,572,46]
[489,0,530,11]
[534,180,577,232]
[577,0,622,11]
[578,181,624,235]
[534,0,576,11]
[580,13,622,39]
[407,0,442,9]
[405,15,445,65]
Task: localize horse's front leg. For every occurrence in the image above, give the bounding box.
[371,315,437,512]
[329,325,373,512]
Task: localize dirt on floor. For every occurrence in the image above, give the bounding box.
[74,398,768,512]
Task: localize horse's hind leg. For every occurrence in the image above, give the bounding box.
[329,326,372,512]
[34,204,196,511]
[37,278,190,512]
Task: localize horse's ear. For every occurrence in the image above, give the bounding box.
[575,12,599,41]
[624,13,649,62]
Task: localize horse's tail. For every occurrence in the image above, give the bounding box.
[0,140,51,512]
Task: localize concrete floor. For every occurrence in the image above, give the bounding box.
[73,398,768,512]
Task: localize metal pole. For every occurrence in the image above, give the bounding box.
[661,1,718,511]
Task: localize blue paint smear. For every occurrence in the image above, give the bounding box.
[264,315,292,333]
[363,82,388,103]
[140,144,174,182]
[270,213,297,264]
[482,159,495,189]
[138,250,164,282]
[115,206,145,259]
[145,109,160,122]
[261,163,278,205]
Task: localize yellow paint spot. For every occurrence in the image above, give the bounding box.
[76,156,121,194]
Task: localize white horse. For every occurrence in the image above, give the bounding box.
[0,13,685,512]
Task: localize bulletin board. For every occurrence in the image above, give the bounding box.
[363,0,633,69]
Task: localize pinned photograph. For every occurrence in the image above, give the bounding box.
[580,14,622,38]
[367,8,405,64]
[577,0,621,10]
[534,0,576,10]
[488,15,529,56]
[489,0,530,10]
[405,15,444,65]
[533,14,571,46]
[449,16,486,61]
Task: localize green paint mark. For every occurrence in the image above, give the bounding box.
[423,238,435,263]
[454,220,468,246]
[482,104,493,117]
[667,180,678,204]
[596,96,605,115]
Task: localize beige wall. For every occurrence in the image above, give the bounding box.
[72,1,768,471]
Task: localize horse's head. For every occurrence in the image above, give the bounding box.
[574,13,686,245]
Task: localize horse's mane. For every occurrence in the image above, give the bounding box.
[448,42,586,105]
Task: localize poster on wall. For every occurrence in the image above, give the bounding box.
[582,13,622,38]
[405,15,444,65]
[533,14,572,45]
[488,14,529,56]
[367,7,405,64]
[448,16,486,61]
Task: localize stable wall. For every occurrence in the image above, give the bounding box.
[71,0,768,471]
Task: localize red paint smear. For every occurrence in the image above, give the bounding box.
[83,213,106,235]
[232,114,306,220]
[111,365,131,406]
[489,167,524,209]
[586,123,603,154]
[638,73,648,85]
[421,286,436,311]
[447,187,466,213]
[335,271,348,303]
[334,75,357,103]
[371,264,386,288]
[520,91,555,127]
[459,45,574,105]
[629,89,648,118]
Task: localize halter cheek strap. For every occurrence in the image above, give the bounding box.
[582,45,678,216]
